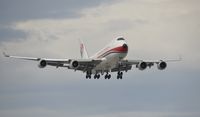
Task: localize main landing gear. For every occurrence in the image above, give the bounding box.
[86,71,91,79]
[86,74,100,79]
[104,73,111,79]
[85,71,123,79]
[94,74,100,79]
[86,71,101,79]
[117,71,123,79]
[86,74,91,79]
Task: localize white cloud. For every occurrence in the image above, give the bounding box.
[1,0,199,70]
[0,1,200,116]
[89,111,200,117]
[0,109,199,117]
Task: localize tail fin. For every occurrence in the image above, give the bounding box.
[79,39,89,59]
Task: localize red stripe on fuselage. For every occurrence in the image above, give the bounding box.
[97,46,128,58]
[110,46,128,52]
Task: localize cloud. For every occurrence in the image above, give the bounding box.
[0,0,116,23]
[0,27,27,42]
[0,0,116,43]
[0,0,200,117]
[0,0,199,88]
[1,0,200,68]
[0,109,200,117]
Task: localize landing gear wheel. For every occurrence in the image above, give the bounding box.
[105,74,107,79]
[86,75,91,79]
[120,75,122,79]
[117,71,123,79]
[105,74,111,79]
[97,74,100,79]
[117,75,119,79]
[108,74,111,79]
[94,74,100,79]
[86,71,91,79]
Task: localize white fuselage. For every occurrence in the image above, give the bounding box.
[90,38,128,74]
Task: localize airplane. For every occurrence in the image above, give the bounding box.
[3,37,181,79]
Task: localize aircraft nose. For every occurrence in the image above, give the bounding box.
[122,44,128,49]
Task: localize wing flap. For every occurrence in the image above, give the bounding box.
[3,52,102,70]
[70,59,102,72]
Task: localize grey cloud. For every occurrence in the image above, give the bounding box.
[0,27,27,42]
[0,0,200,117]
[0,0,115,23]
[105,19,149,33]
[0,0,116,43]
[0,51,200,117]
[0,68,200,117]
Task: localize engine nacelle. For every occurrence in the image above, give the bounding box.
[157,61,167,70]
[69,60,79,69]
[38,60,47,68]
[137,62,147,70]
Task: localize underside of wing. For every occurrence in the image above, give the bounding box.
[27,58,102,70]
[119,59,167,70]
[3,52,102,71]
[67,59,102,72]
[3,52,40,61]
[115,57,181,71]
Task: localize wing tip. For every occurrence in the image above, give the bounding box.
[2,52,10,57]
[178,55,182,61]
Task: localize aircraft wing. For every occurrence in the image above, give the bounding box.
[3,52,69,66]
[45,58,102,71]
[3,52,102,71]
[111,57,182,72]
[3,52,40,61]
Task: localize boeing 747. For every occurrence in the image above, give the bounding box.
[3,37,181,79]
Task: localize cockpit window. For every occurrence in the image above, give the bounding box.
[117,38,125,41]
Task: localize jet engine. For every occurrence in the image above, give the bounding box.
[69,60,79,69]
[157,61,167,70]
[38,60,47,68]
[137,62,147,70]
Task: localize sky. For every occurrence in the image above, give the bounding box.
[0,0,200,117]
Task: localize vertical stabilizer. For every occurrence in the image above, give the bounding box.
[79,39,89,59]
